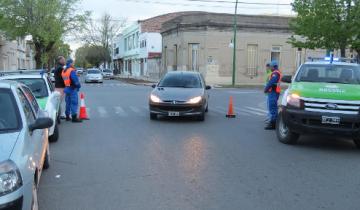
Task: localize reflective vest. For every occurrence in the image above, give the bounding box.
[62,67,75,87]
[268,69,282,93]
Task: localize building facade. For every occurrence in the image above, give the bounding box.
[0,35,35,71]
[113,12,196,79]
[161,12,344,85]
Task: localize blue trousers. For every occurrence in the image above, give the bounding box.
[267,92,280,122]
[65,90,79,116]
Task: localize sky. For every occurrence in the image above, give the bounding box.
[70,0,293,53]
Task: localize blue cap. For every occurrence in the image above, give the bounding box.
[66,59,73,66]
[270,60,278,67]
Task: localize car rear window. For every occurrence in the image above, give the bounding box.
[296,64,360,84]
[159,73,202,88]
[0,89,21,132]
[11,78,49,98]
[88,70,101,74]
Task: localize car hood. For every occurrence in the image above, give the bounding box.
[0,132,20,162]
[152,87,204,101]
[290,82,360,100]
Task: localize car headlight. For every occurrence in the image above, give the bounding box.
[187,96,202,104]
[0,160,22,196]
[150,94,162,103]
[286,93,301,108]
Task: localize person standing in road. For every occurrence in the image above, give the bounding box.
[264,60,282,130]
[264,62,272,123]
[55,56,66,119]
[62,58,82,123]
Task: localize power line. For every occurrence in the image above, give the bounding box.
[119,0,292,9]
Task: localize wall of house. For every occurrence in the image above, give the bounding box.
[162,28,328,85]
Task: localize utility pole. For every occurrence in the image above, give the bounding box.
[232,0,239,87]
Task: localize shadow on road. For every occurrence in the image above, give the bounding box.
[296,135,358,152]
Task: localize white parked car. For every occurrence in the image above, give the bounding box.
[0,70,61,142]
[102,69,114,79]
[85,69,103,83]
[0,80,53,210]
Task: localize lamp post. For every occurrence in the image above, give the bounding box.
[232,0,239,87]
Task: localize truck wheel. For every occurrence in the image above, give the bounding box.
[276,111,299,145]
[150,113,157,120]
[353,137,360,149]
[49,124,59,142]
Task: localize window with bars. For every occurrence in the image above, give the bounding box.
[246,44,258,76]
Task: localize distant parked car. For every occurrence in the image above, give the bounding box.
[77,68,84,75]
[85,69,103,83]
[102,69,114,79]
[0,80,53,210]
[50,68,56,82]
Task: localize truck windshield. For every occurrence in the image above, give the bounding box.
[295,64,360,84]
[0,89,20,132]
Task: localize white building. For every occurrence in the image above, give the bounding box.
[0,35,35,71]
[113,12,191,79]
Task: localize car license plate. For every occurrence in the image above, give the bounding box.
[168,111,180,117]
[321,116,340,125]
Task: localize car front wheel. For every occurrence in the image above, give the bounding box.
[150,113,157,120]
[49,124,59,142]
[276,111,299,144]
[353,137,360,149]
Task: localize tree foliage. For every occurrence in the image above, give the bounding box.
[0,0,88,68]
[289,0,360,57]
[75,45,111,68]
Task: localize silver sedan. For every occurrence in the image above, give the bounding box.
[85,69,103,83]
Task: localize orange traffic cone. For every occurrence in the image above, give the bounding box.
[226,96,236,118]
[79,93,89,120]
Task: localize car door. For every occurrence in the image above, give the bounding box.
[45,76,61,118]
[17,87,47,172]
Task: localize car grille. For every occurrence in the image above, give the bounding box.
[156,106,194,112]
[303,98,360,115]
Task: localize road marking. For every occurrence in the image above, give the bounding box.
[241,108,265,116]
[86,108,91,118]
[115,106,127,117]
[245,107,268,114]
[228,91,260,94]
[130,106,140,113]
[98,106,108,118]
[233,107,251,116]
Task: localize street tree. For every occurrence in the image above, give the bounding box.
[75,45,111,68]
[289,0,360,57]
[80,13,126,67]
[0,0,88,68]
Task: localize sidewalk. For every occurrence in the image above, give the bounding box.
[114,74,289,89]
[114,75,158,86]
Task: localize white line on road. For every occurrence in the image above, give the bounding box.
[240,108,265,116]
[130,106,141,113]
[114,106,127,117]
[245,107,268,114]
[86,108,91,118]
[98,106,108,118]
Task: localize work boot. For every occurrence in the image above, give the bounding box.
[264,121,276,130]
[71,115,82,123]
[66,115,71,121]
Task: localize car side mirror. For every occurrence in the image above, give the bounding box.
[29,117,53,132]
[205,85,212,90]
[151,84,157,88]
[281,75,292,83]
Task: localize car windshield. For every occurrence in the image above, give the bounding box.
[158,73,202,88]
[11,78,48,98]
[0,89,20,132]
[88,70,101,74]
[295,64,360,84]
[103,70,112,73]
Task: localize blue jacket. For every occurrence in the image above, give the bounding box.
[64,67,81,94]
[264,70,280,93]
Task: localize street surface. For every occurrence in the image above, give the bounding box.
[39,79,360,210]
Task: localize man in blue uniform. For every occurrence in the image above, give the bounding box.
[264,60,282,130]
[62,59,82,123]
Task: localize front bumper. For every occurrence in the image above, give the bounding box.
[150,102,205,117]
[85,78,103,83]
[282,106,360,136]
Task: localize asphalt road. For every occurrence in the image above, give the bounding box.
[39,79,360,210]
